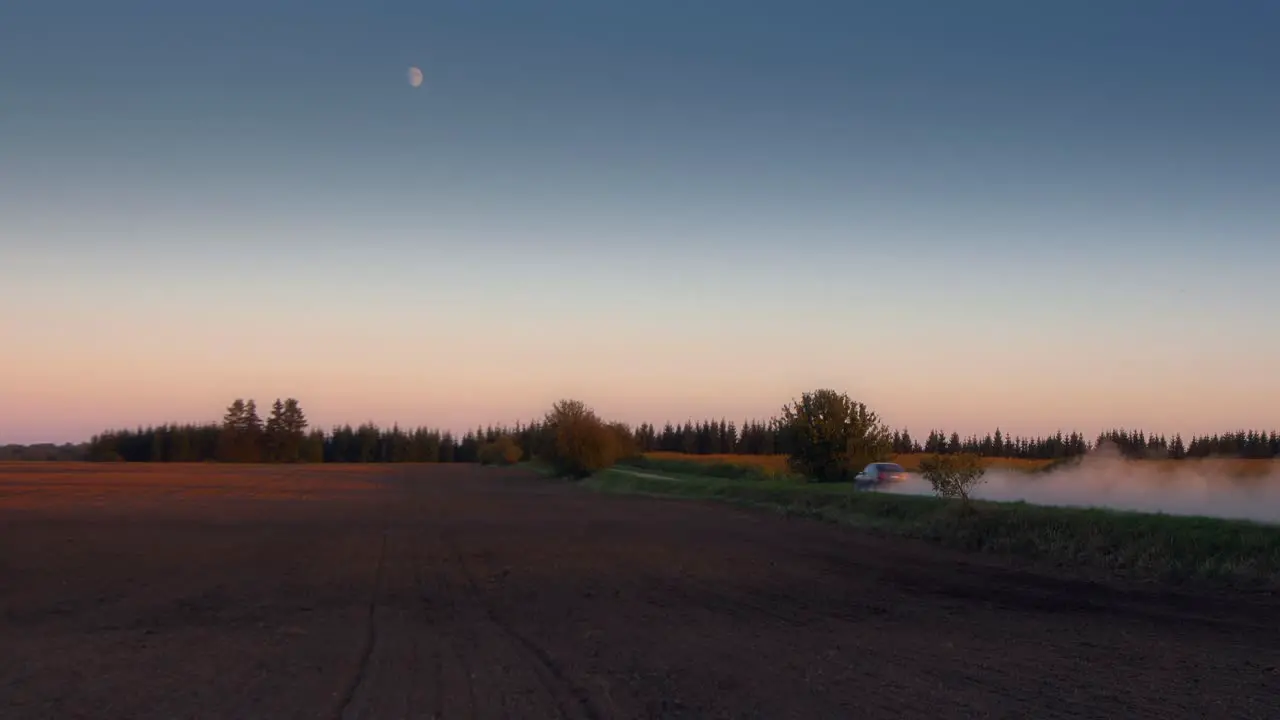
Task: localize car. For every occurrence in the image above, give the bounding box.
[854,462,908,487]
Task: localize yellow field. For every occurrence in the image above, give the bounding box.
[644,452,792,473]
[642,452,1053,474]
[641,452,1280,477]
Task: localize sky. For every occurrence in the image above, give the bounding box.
[2,0,1278,444]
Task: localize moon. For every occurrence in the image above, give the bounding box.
[407,66,423,88]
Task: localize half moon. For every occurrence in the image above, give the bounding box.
[408,66,424,88]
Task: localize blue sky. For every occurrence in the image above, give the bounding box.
[2,0,1278,443]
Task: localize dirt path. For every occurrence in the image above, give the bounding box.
[2,463,1279,718]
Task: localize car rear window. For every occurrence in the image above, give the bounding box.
[880,464,905,472]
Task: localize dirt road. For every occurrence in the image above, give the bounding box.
[3,463,1279,719]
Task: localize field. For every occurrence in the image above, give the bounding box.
[4,463,1280,719]
[642,451,1060,475]
[641,451,1280,477]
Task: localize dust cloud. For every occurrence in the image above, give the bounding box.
[881,443,1280,524]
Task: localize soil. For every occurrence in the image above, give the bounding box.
[2,462,1278,719]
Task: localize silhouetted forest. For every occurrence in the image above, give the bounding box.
[634,421,1280,460]
[0,443,89,461]
[4,398,1276,463]
[1093,428,1280,460]
[84,398,548,464]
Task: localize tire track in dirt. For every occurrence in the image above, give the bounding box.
[408,542,446,719]
[333,526,389,720]
[436,567,478,718]
[401,470,597,719]
[450,543,604,720]
[407,523,477,719]
[403,538,431,719]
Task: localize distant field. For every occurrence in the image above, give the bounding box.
[641,451,1056,475]
[641,452,1280,477]
[0,462,386,512]
[641,452,794,476]
[891,454,1056,472]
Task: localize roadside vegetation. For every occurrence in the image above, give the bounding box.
[919,453,988,506]
[534,399,637,478]
[779,389,894,482]
[477,435,523,466]
[582,469,1280,588]
[519,390,1280,589]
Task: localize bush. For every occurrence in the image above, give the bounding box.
[780,389,893,482]
[536,399,624,478]
[478,435,523,466]
[919,453,986,504]
[606,422,641,462]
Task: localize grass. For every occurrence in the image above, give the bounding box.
[583,467,1280,589]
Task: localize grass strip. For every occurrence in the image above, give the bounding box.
[583,468,1280,589]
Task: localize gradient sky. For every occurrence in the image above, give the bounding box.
[3,0,1278,444]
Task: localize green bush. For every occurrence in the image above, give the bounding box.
[780,389,893,482]
[606,421,641,462]
[919,453,987,504]
[536,399,624,478]
[478,435,523,466]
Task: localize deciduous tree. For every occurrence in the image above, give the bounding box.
[780,389,892,482]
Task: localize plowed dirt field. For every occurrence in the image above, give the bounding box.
[2,463,1278,719]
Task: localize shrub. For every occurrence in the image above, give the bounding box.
[478,435,523,466]
[606,422,640,462]
[536,399,623,478]
[919,453,987,504]
[780,389,893,482]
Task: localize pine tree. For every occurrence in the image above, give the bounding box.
[264,399,287,462]
[150,427,165,462]
[241,399,264,462]
[303,429,326,463]
[281,398,308,462]
[681,422,697,454]
[219,399,247,461]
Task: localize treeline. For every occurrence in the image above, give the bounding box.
[912,429,1089,459]
[631,420,1092,460]
[0,443,89,461]
[86,397,557,464]
[632,420,1280,461]
[88,422,525,464]
[632,420,796,456]
[1095,428,1280,460]
[45,397,1280,464]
